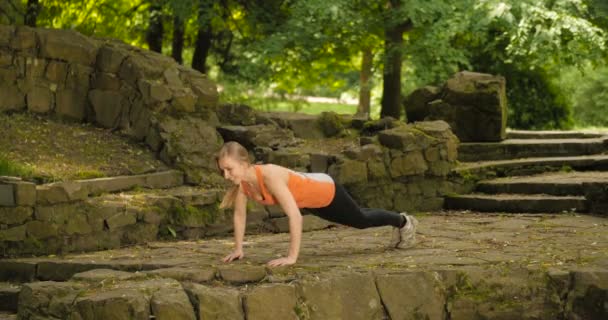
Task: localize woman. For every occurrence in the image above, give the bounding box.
[216,141,418,267]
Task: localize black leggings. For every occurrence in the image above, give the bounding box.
[307,184,403,229]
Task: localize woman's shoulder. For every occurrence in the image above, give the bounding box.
[258,163,289,182]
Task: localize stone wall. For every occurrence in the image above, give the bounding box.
[0,25,223,185]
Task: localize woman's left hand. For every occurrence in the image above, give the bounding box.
[267,256,297,267]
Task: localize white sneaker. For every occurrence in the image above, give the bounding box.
[390,212,419,249]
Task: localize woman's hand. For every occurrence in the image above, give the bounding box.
[222,249,244,263]
[267,256,297,267]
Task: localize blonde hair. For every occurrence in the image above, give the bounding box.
[216,141,251,209]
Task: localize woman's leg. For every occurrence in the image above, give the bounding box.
[309,184,404,229]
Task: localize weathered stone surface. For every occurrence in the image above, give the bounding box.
[317,111,344,137]
[0,261,36,282]
[218,265,266,284]
[36,181,88,205]
[328,159,368,185]
[266,112,325,139]
[171,87,197,112]
[25,220,59,239]
[298,273,383,320]
[38,28,99,66]
[376,272,446,320]
[73,289,150,320]
[10,27,36,52]
[0,85,26,112]
[0,184,15,207]
[0,282,20,312]
[0,207,32,225]
[65,214,93,236]
[18,281,86,320]
[55,88,87,121]
[144,170,184,188]
[566,270,608,320]
[96,44,129,73]
[150,287,196,320]
[309,153,332,173]
[186,73,219,110]
[390,151,428,177]
[244,284,298,320]
[183,283,244,320]
[217,124,297,150]
[145,267,216,283]
[267,149,310,170]
[404,85,441,122]
[217,103,257,125]
[420,71,507,142]
[12,181,36,206]
[138,79,172,103]
[105,211,137,230]
[45,60,69,83]
[0,225,26,242]
[0,25,15,45]
[26,85,53,113]
[71,269,146,282]
[88,89,123,128]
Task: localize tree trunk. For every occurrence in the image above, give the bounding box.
[24,0,39,27]
[146,3,164,53]
[357,47,373,118]
[192,26,213,73]
[171,16,185,64]
[192,1,213,74]
[380,0,409,119]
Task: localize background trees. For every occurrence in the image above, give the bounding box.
[1,0,606,129]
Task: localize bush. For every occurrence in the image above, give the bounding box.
[570,67,608,127]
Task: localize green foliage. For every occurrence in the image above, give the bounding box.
[0,154,34,178]
[568,67,608,127]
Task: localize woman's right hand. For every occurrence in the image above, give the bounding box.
[222,249,244,263]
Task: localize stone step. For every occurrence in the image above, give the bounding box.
[0,283,20,312]
[444,193,587,213]
[455,154,608,176]
[475,171,608,196]
[458,138,608,162]
[0,312,16,320]
[507,129,606,139]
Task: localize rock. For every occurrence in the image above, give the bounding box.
[217,103,257,125]
[566,269,608,320]
[183,283,244,320]
[65,214,93,235]
[218,265,266,284]
[317,112,344,137]
[264,112,325,139]
[170,88,197,112]
[10,27,37,52]
[88,89,123,128]
[362,117,400,135]
[55,88,88,121]
[26,85,53,113]
[297,273,383,320]
[25,220,59,239]
[71,269,146,283]
[36,181,88,205]
[375,272,446,320]
[0,282,20,312]
[328,159,367,185]
[183,73,219,110]
[18,281,87,320]
[267,149,310,169]
[138,79,172,103]
[144,170,184,189]
[390,151,428,177]
[37,262,110,281]
[217,125,297,150]
[73,289,150,320]
[35,203,83,224]
[404,85,441,122]
[0,184,15,206]
[427,71,507,142]
[0,225,26,241]
[96,44,129,73]
[45,61,69,83]
[37,28,99,66]
[105,211,137,230]
[145,267,216,283]
[310,153,332,173]
[150,287,196,320]
[0,261,36,282]
[0,207,32,225]
[244,284,298,320]
[12,181,36,206]
[0,85,26,112]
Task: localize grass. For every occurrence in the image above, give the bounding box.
[0,112,168,183]
[246,98,358,115]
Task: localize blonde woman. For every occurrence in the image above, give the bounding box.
[216,141,418,267]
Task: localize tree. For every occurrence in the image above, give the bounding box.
[24,0,39,27]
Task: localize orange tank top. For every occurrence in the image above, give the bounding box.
[241,165,336,208]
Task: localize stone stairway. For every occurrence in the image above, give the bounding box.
[0,282,18,319]
[446,130,608,213]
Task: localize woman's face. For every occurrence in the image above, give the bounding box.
[218,156,248,185]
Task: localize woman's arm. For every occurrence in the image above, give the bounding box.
[263,166,303,267]
[222,186,247,262]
